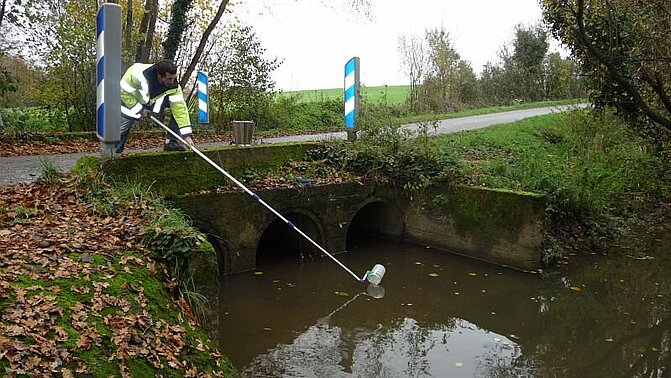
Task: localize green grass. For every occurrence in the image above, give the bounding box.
[435,110,668,220]
[281,85,584,109]
[281,85,411,104]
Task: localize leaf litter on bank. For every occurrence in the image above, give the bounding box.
[0,178,230,376]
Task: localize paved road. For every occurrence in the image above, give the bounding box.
[0,104,585,185]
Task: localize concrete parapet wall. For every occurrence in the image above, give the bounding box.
[102,142,320,196]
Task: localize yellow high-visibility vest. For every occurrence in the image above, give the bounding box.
[119,63,192,136]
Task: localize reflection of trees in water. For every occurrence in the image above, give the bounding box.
[243,316,525,376]
[507,243,671,377]
[586,316,671,377]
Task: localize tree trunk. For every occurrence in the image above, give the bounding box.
[124,0,132,65]
[0,0,6,30]
[144,2,158,62]
[163,0,194,61]
[179,0,229,88]
[135,0,158,63]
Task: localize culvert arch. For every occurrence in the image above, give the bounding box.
[346,199,404,249]
[256,209,325,266]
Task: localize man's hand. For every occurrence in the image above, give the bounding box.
[183,135,194,147]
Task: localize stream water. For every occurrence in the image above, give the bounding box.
[218,232,670,377]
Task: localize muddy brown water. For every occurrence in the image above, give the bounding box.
[218,232,670,377]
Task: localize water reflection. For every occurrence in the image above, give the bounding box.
[219,234,671,377]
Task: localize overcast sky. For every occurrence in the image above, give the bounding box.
[234,0,549,91]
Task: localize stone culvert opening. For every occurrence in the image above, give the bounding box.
[346,201,404,250]
[256,211,323,266]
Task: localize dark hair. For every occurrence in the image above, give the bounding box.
[155,60,177,76]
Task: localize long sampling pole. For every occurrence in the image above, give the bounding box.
[150,116,369,283]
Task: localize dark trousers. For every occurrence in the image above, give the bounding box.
[115,114,181,154]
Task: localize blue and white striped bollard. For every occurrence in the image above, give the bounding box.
[197,71,209,125]
[344,57,360,133]
[96,3,121,157]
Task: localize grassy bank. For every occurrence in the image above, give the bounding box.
[0,165,235,376]
[280,85,410,104]
[296,109,670,262]
[434,110,670,257]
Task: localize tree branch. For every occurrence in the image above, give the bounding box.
[574,0,671,132]
[179,0,229,89]
[640,70,671,115]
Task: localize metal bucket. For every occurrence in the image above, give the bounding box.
[232,120,254,146]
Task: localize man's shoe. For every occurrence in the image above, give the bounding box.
[164,141,187,152]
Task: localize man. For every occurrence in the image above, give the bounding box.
[115,60,194,153]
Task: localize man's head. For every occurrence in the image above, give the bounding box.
[155,60,177,86]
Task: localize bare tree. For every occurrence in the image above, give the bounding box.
[179,0,229,88]
[398,34,427,112]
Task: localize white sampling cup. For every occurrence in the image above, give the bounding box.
[366,264,386,285]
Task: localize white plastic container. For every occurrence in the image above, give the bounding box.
[366,264,386,285]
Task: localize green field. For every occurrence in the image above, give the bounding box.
[281,85,410,104]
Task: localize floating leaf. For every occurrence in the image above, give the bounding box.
[468,272,477,276]
[263,327,272,331]
[334,291,349,297]
[569,286,583,292]
[605,338,614,342]
[455,362,463,367]
[454,292,460,296]
[432,264,440,268]
[254,271,263,275]
[494,337,501,342]
[428,273,439,277]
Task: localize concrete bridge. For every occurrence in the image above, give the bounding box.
[170,181,545,275]
[103,142,546,339]
[103,142,546,274]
